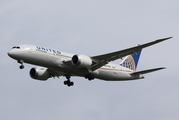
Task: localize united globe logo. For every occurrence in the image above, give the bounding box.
[121,55,135,71]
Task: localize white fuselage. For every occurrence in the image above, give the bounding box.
[8,45,143,81]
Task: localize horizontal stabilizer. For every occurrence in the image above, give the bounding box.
[131,67,166,75]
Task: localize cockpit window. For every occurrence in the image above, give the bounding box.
[12,46,20,49]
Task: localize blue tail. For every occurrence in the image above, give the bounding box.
[120,49,142,71]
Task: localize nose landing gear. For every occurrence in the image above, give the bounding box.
[18,60,24,69]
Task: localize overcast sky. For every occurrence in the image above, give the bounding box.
[1,0,179,120]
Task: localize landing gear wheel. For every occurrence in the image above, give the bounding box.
[67,82,74,87]
[67,83,71,87]
[64,80,68,85]
[19,65,24,69]
[70,81,74,86]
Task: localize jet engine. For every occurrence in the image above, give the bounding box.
[29,67,50,81]
[72,55,93,68]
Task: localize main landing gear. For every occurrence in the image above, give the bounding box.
[85,74,94,81]
[18,60,24,69]
[64,76,74,87]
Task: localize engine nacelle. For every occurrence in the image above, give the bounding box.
[72,54,93,68]
[29,67,50,81]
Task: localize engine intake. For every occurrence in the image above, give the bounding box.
[72,55,93,68]
[29,67,50,81]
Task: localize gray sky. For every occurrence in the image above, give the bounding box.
[1,0,179,120]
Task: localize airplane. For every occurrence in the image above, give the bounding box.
[8,37,172,87]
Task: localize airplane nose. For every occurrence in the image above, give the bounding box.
[8,50,22,60]
[8,50,14,58]
[8,51,11,56]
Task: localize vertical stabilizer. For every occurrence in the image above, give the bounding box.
[120,49,142,71]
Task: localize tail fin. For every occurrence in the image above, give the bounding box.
[120,49,142,71]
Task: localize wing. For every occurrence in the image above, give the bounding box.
[90,37,171,71]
